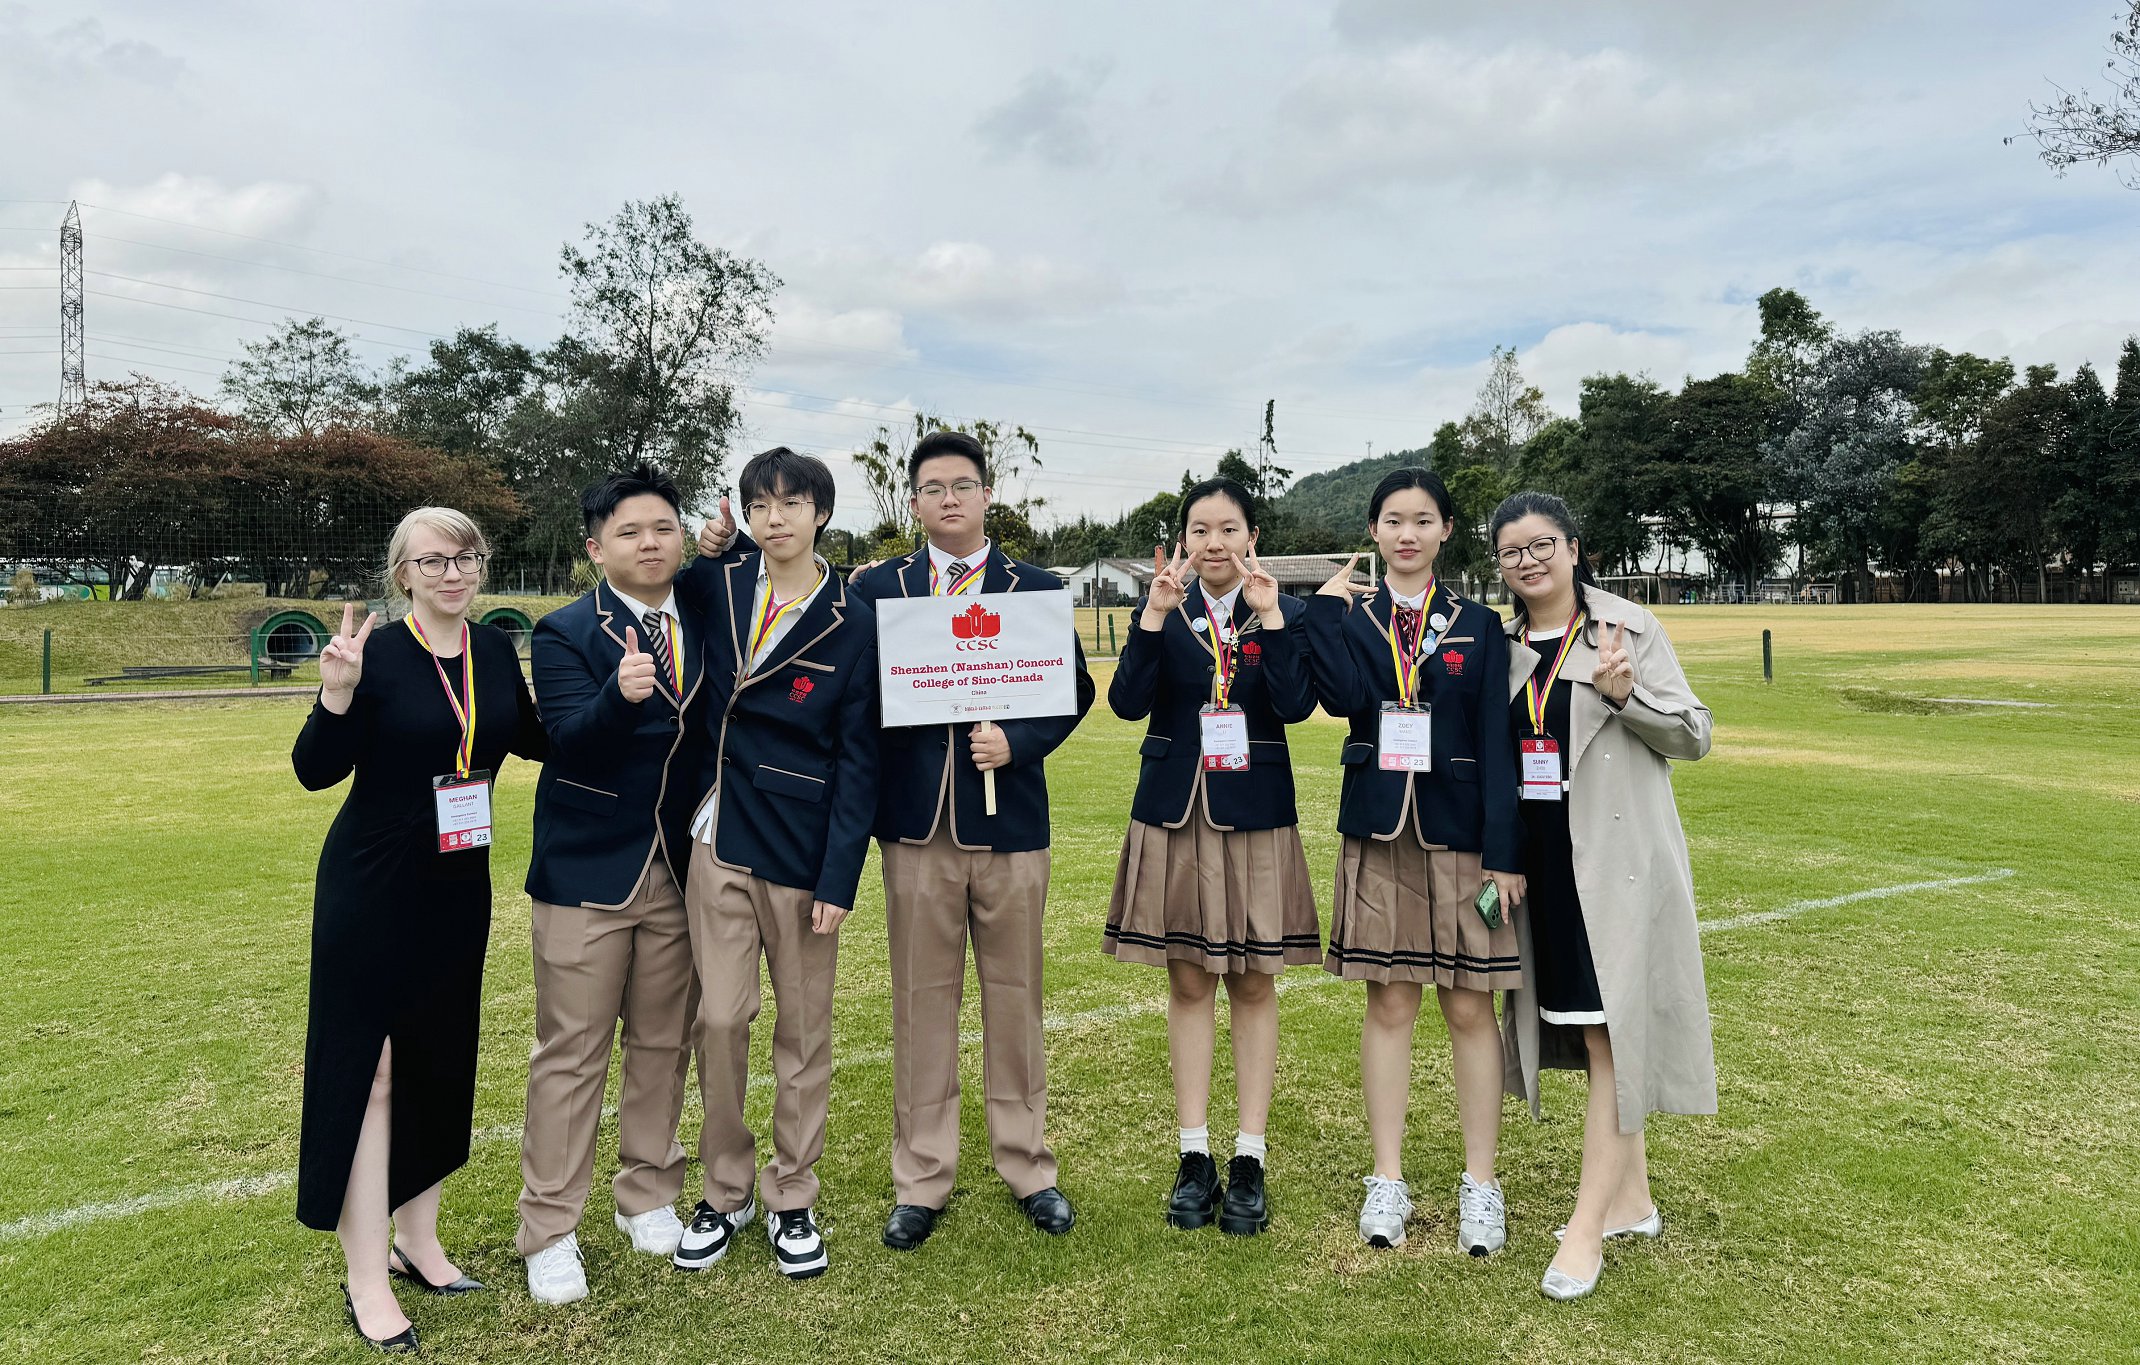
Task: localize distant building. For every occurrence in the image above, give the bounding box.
[1056,553,1377,607]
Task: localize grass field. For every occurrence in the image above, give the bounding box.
[1,605,2136,1363]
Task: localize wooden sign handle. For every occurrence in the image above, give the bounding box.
[979,719,999,815]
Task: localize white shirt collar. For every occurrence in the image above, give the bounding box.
[756,552,832,596]
[608,581,679,623]
[1199,579,1242,623]
[928,538,991,575]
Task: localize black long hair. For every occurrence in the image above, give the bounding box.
[1177,476,1260,535]
[1366,466,1453,524]
[1488,490,1601,640]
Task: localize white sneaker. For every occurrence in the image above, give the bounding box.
[768,1206,828,1280]
[1456,1173,1507,1257]
[674,1198,755,1271]
[1358,1175,1412,1249]
[615,1203,686,1257]
[526,1232,589,1305]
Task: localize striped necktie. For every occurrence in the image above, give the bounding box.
[642,610,676,695]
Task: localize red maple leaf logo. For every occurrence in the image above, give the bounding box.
[951,602,1002,639]
[793,676,814,693]
[1442,650,1465,676]
[1239,639,1263,663]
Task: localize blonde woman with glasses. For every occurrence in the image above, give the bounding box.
[292,508,546,1351]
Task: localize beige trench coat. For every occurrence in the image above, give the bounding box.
[1499,586,1717,1134]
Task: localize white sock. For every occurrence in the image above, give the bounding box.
[1235,1131,1267,1162]
[1179,1125,1210,1156]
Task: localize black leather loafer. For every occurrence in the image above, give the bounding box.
[1166,1152,1223,1230]
[388,1245,486,1296]
[882,1203,944,1251]
[1218,1155,1269,1235]
[1019,1186,1075,1235]
[343,1283,419,1354]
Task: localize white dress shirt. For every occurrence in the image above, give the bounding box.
[928,538,992,595]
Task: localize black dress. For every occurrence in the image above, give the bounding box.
[1512,628,1604,1023]
[290,619,546,1229]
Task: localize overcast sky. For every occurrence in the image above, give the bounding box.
[5,1,2138,528]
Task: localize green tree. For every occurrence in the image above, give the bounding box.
[1461,345,1550,471]
[2052,363,2116,597]
[220,317,379,437]
[1659,373,1778,591]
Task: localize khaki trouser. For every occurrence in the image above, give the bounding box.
[882,826,1056,1208]
[516,857,696,1257]
[688,838,839,1212]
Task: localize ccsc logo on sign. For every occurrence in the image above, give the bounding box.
[951,602,1002,651]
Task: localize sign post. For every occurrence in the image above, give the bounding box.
[874,592,1080,816]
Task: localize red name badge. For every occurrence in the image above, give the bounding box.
[1520,738,1562,802]
[433,771,494,851]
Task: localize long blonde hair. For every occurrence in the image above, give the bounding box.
[383,506,490,610]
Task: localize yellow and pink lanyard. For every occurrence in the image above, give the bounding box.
[931,557,985,597]
[1521,612,1586,737]
[1380,578,1437,708]
[748,572,823,662]
[405,615,477,778]
[1193,598,1238,709]
[656,614,684,695]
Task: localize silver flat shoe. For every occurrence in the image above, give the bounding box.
[1553,1207,1661,1242]
[1540,1253,1603,1301]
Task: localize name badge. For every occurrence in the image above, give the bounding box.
[434,770,494,851]
[1520,738,1562,801]
[1378,703,1431,772]
[1200,705,1250,772]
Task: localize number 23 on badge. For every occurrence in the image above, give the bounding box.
[1378,704,1431,772]
[1200,705,1250,772]
[434,771,494,851]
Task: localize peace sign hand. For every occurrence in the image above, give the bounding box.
[319,601,377,714]
[1593,622,1636,706]
[1146,543,1190,617]
[698,496,739,557]
[1236,550,1281,622]
[1317,552,1375,603]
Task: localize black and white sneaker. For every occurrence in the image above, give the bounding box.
[767,1206,828,1280]
[673,1197,754,1270]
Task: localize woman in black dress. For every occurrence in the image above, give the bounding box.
[292,507,545,1350]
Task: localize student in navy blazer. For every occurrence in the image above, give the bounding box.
[669,447,876,1281]
[841,430,1089,1250]
[1300,467,1527,1260]
[1103,478,1323,1239]
[519,465,733,1304]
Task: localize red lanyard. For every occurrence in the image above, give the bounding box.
[1521,613,1585,737]
[1194,599,1237,708]
[1380,578,1436,707]
[749,573,821,659]
[405,616,476,777]
[932,559,984,596]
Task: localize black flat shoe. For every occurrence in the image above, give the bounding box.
[389,1245,487,1296]
[1218,1155,1270,1235]
[343,1283,419,1354]
[1019,1186,1075,1235]
[1166,1152,1223,1230]
[882,1203,944,1251]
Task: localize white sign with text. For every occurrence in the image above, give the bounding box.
[875,591,1079,728]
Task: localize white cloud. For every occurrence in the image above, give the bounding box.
[1520,322,1698,409]
[70,173,323,242]
[974,65,1109,169]
[0,10,187,89]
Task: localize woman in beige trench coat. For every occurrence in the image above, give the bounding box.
[1488,491,1716,1302]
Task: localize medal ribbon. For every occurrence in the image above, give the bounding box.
[931,559,985,596]
[405,615,477,778]
[1380,577,1437,708]
[1522,611,1587,737]
[662,614,684,695]
[749,571,823,661]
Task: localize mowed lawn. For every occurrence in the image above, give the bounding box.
[1,606,2136,1364]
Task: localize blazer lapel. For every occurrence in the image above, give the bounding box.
[898,549,929,599]
[675,598,706,708]
[984,547,1020,593]
[592,580,627,653]
[722,553,759,675]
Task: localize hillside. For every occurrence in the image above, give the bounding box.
[1275,446,1432,534]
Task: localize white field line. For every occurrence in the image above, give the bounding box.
[1696,868,2015,934]
[0,873,2005,1245]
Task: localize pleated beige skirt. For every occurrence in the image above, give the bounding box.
[1326,836,1522,989]
[1104,819,1323,974]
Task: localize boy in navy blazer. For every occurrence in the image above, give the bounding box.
[845,430,1093,1251]
[519,464,741,1304]
[671,447,877,1282]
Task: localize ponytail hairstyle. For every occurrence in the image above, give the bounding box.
[1488,490,1601,642]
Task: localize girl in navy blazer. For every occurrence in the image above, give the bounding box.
[1104,478,1319,1238]
[1300,468,1526,1259]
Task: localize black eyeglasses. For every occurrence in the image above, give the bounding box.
[403,551,487,578]
[1493,536,1562,569]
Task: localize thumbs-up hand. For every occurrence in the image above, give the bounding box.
[699,496,740,557]
[618,624,657,703]
[1593,621,1635,707]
